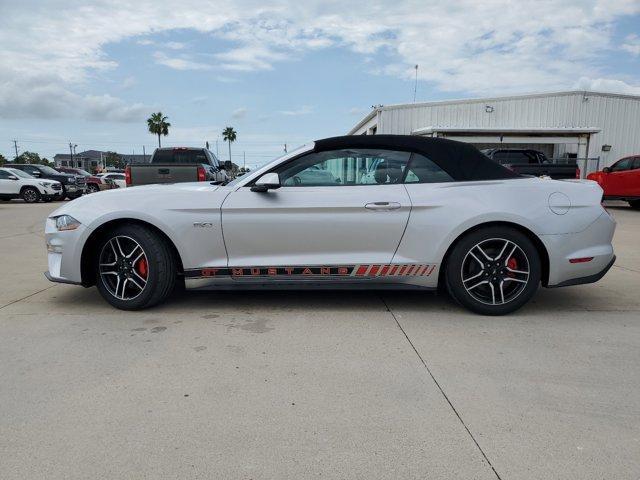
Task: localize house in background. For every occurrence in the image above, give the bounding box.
[53,150,148,172]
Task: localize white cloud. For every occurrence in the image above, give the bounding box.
[153,51,212,70]
[231,107,248,119]
[1,0,640,121]
[574,77,640,95]
[622,34,640,55]
[277,105,314,116]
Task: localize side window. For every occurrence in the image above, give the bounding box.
[632,157,640,170]
[0,170,11,179]
[22,165,37,174]
[611,158,632,172]
[404,154,454,184]
[277,149,411,187]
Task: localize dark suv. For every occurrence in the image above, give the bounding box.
[10,164,85,199]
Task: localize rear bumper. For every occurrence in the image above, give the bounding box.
[547,255,616,288]
[542,211,616,287]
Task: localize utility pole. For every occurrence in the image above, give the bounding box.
[413,64,419,103]
[13,139,19,159]
[143,145,146,162]
[243,151,246,169]
[283,143,287,153]
[69,142,74,166]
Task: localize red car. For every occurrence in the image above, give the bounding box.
[587,155,640,209]
[57,167,116,194]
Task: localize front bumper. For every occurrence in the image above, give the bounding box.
[44,271,82,285]
[44,218,86,284]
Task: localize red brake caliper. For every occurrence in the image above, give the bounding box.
[135,257,148,278]
[506,257,517,277]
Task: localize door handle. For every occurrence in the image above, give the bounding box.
[365,201,402,211]
[158,168,170,174]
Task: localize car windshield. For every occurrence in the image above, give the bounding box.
[39,165,61,175]
[74,169,92,176]
[8,168,33,178]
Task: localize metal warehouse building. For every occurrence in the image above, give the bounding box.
[348,90,640,176]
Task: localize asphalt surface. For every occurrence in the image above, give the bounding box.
[0,200,638,479]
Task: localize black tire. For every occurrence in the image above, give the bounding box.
[43,196,53,203]
[445,226,541,315]
[21,187,41,203]
[629,200,640,210]
[86,184,100,194]
[95,224,177,310]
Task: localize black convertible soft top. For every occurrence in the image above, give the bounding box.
[314,135,517,181]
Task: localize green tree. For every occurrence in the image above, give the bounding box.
[147,112,170,147]
[104,151,124,169]
[222,126,237,162]
[15,151,44,164]
[0,154,6,166]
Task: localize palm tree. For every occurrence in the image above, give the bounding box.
[222,127,237,162]
[147,112,171,147]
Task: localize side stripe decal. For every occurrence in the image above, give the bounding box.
[185,264,437,279]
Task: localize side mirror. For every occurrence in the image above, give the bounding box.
[251,172,281,192]
[222,160,233,170]
[8,175,18,180]
[602,167,611,174]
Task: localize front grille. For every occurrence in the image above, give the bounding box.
[52,184,62,191]
[75,177,86,186]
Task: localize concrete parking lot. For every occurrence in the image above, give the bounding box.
[0,200,638,479]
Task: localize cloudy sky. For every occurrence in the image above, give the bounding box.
[1,0,639,167]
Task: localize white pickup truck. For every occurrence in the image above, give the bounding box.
[125,147,232,187]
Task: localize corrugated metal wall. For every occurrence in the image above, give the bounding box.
[370,92,640,167]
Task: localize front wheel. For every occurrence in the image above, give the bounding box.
[445,226,541,315]
[95,224,177,310]
[86,184,100,194]
[21,187,41,203]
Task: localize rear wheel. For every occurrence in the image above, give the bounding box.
[21,187,41,203]
[95,224,176,310]
[445,226,541,315]
[629,200,640,210]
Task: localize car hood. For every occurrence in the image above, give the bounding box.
[50,182,222,222]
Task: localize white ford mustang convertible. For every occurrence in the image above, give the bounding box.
[45,135,616,315]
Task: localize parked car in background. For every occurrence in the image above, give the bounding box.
[481,148,579,179]
[97,172,126,189]
[57,167,115,194]
[587,155,640,209]
[0,167,62,203]
[125,147,231,187]
[10,164,85,200]
[44,135,615,316]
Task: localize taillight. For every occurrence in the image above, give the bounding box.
[575,167,581,179]
[197,165,206,181]
[125,165,131,185]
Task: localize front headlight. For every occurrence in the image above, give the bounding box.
[39,182,47,187]
[67,177,75,184]
[54,215,81,231]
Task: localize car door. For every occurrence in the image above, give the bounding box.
[221,148,412,271]
[0,170,20,194]
[607,157,634,196]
